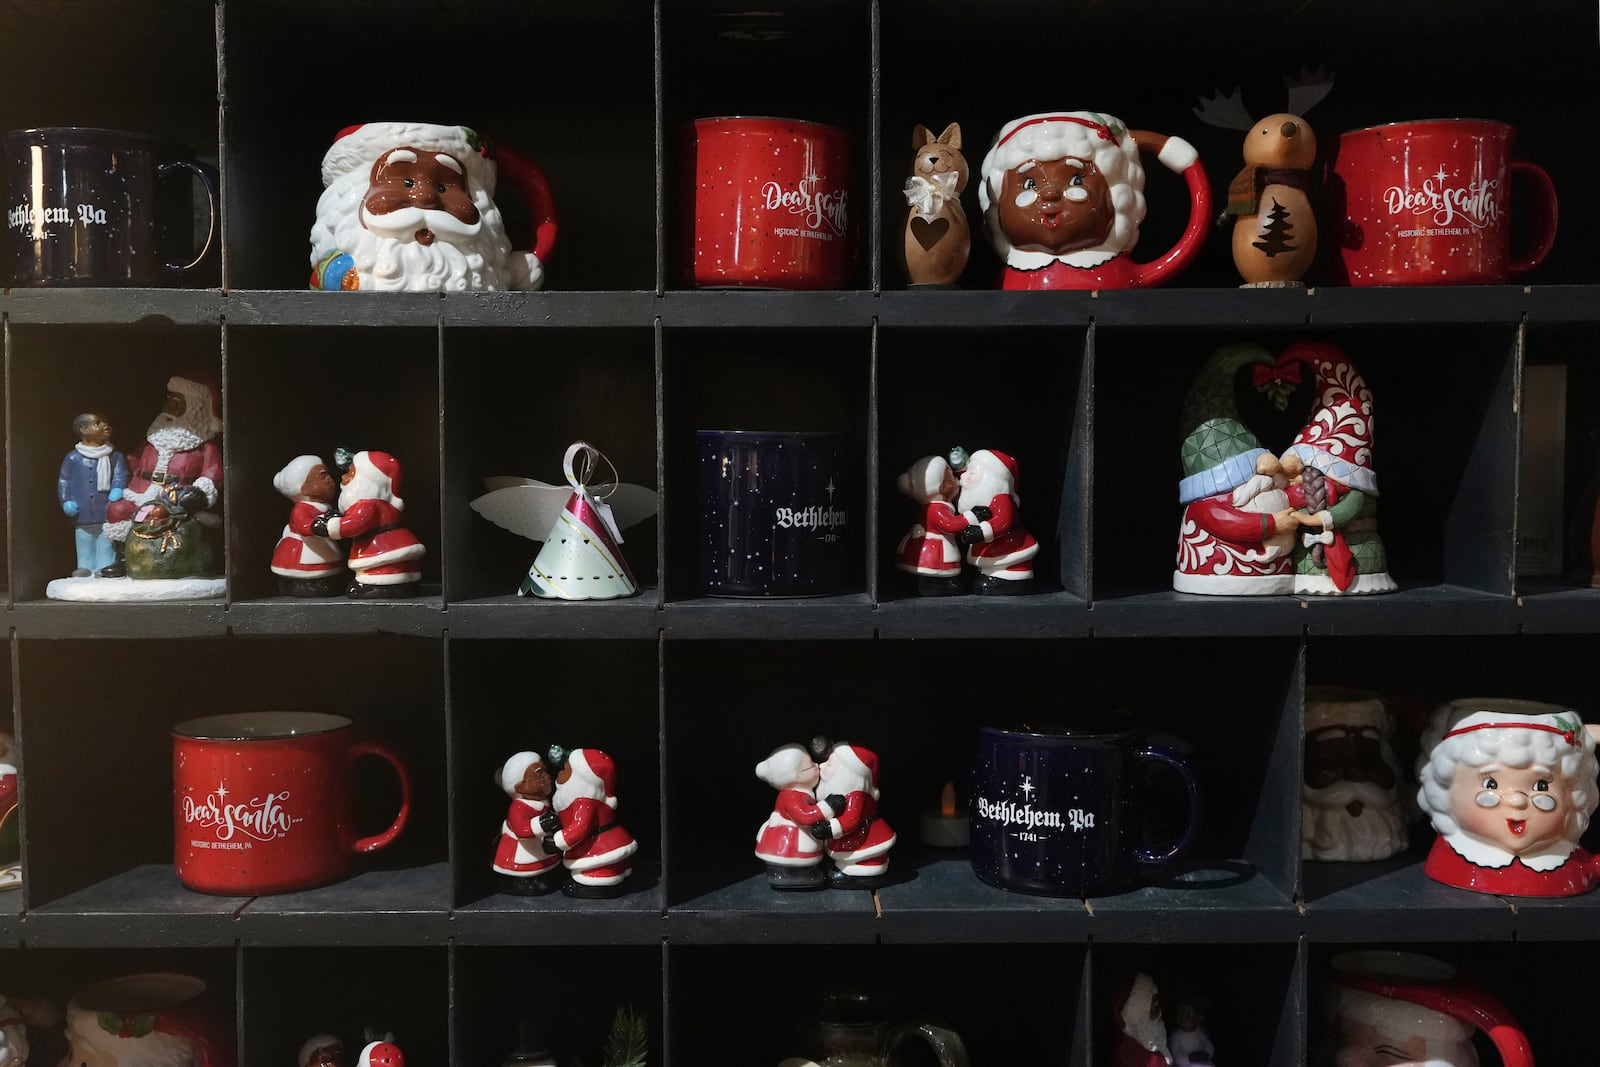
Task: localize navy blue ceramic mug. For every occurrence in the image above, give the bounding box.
[5,127,219,287]
[970,725,1202,897]
[697,429,853,596]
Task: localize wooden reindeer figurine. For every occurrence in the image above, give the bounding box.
[1196,69,1333,287]
[902,122,970,286]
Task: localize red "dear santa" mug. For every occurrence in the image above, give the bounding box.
[1329,119,1558,286]
[681,116,853,289]
[172,712,411,895]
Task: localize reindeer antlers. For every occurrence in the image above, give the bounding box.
[1284,64,1335,118]
[1193,86,1255,131]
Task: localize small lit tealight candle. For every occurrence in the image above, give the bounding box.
[919,780,970,848]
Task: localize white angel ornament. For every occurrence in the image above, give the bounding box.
[470,441,658,601]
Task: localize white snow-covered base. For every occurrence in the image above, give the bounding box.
[46,575,226,602]
[0,864,19,892]
[1294,571,1399,596]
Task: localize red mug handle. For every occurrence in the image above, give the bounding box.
[1128,130,1212,288]
[489,143,559,267]
[348,740,411,854]
[1344,978,1534,1067]
[1508,159,1558,275]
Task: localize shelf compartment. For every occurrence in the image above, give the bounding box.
[224,597,446,637]
[1092,585,1519,639]
[661,594,875,639]
[441,326,657,605]
[21,865,247,948]
[666,871,879,944]
[221,292,444,329]
[1301,859,1516,942]
[455,945,662,1067]
[242,945,446,1067]
[233,864,452,946]
[442,595,663,640]
[656,291,879,328]
[875,592,1091,639]
[6,290,224,326]
[10,600,227,639]
[451,864,666,946]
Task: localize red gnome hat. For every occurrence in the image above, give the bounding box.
[1278,341,1377,496]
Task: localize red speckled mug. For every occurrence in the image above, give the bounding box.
[682,116,852,289]
[1329,119,1557,286]
[172,711,410,895]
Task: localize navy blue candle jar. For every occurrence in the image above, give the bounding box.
[969,725,1201,897]
[697,429,852,597]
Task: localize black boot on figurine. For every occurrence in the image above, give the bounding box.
[766,863,829,890]
[972,572,1036,596]
[499,872,560,896]
[280,573,349,598]
[828,865,889,891]
[916,574,965,597]
[563,875,630,900]
[98,543,127,579]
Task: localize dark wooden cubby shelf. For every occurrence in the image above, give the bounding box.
[5,0,1600,1063]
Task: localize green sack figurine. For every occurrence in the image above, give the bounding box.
[126,508,214,580]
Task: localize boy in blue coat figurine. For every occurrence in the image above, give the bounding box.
[58,413,128,577]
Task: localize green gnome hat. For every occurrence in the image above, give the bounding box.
[1178,343,1275,505]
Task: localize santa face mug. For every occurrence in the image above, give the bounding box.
[172,712,411,895]
[969,725,1201,897]
[309,121,558,292]
[1416,697,1600,897]
[62,973,235,1067]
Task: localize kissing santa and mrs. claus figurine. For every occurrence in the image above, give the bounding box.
[894,446,1040,596]
[270,449,426,599]
[493,745,639,898]
[754,739,896,890]
[1417,698,1600,897]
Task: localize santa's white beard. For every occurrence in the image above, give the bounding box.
[145,421,208,452]
[1233,474,1293,557]
[819,765,869,801]
[958,470,1012,514]
[338,472,390,512]
[1302,780,1408,861]
[1122,1010,1172,1062]
[552,774,606,811]
[315,175,521,292]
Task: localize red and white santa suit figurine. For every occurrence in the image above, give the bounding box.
[536,747,639,898]
[1416,700,1600,897]
[815,743,897,886]
[357,1041,403,1067]
[101,375,224,577]
[954,449,1039,595]
[1111,973,1173,1067]
[978,112,1208,291]
[1173,344,1300,596]
[311,450,426,599]
[492,750,562,894]
[297,1035,345,1067]
[269,455,346,598]
[894,454,970,596]
[754,742,834,891]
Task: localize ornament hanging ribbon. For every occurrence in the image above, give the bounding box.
[564,441,626,545]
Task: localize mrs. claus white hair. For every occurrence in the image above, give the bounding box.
[1416,700,1599,838]
[978,112,1147,268]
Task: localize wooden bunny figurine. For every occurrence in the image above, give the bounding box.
[1196,69,1333,287]
[902,122,970,286]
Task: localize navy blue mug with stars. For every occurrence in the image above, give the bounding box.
[697,429,852,597]
[969,725,1201,897]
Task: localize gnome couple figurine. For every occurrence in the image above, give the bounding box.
[754,739,896,891]
[1173,341,1395,597]
[270,450,425,598]
[894,446,1039,596]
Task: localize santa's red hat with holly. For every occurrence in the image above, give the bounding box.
[568,748,619,809]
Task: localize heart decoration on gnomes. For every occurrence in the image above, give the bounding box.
[470,441,658,600]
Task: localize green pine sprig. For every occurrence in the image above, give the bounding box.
[600,1005,649,1067]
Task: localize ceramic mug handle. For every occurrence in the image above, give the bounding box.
[348,740,412,854]
[491,143,559,266]
[156,158,218,275]
[883,1019,971,1067]
[1343,978,1534,1067]
[1131,743,1202,864]
[1507,159,1558,275]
